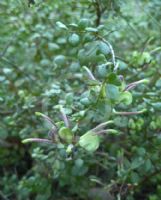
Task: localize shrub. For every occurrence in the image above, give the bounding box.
[0,0,161,199]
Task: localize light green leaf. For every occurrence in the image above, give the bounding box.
[56,21,68,30]
[58,127,73,144]
[85,27,98,33]
[69,23,78,28]
[79,131,100,152]
[119,91,133,105]
[66,144,74,153]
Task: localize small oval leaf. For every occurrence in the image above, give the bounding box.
[79,131,100,152]
[56,21,68,30]
[68,33,80,46]
[58,127,73,144]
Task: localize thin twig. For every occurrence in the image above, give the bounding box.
[92,121,114,132]
[22,138,52,144]
[94,0,101,26]
[35,112,56,128]
[96,129,118,135]
[113,109,146,116]
[0,110,14,115]
[124,79,149,91]
[83,66,96,80]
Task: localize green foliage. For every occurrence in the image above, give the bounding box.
[0,0,161,199]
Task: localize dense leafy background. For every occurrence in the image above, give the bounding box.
[0,0,161,200]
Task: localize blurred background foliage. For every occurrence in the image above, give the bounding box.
[0,0,161,199]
